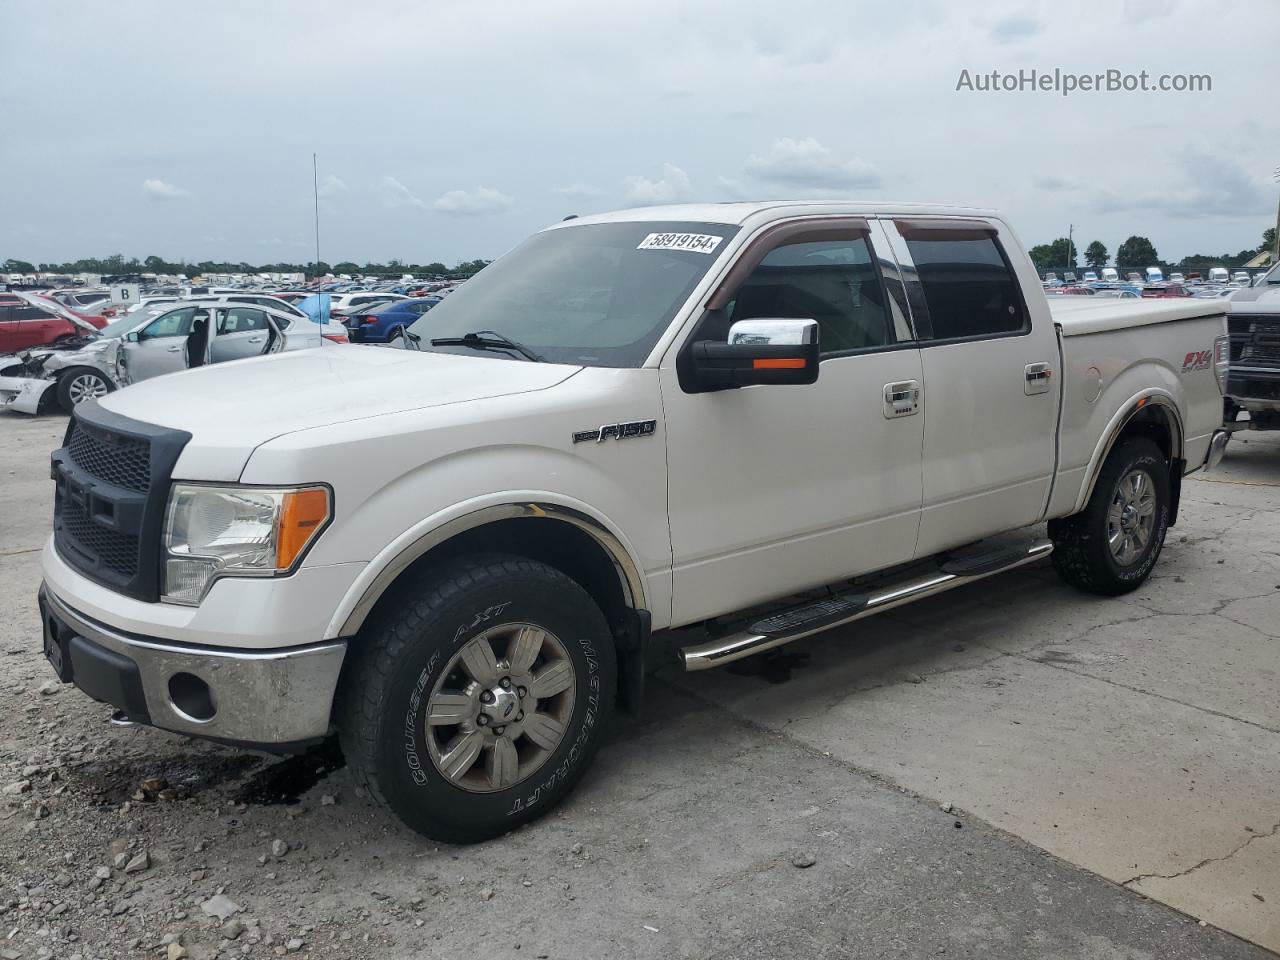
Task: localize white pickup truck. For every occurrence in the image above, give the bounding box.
[37,202,1230,843]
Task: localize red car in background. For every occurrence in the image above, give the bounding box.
[1141,283,1192,298]
[0,293,109,354]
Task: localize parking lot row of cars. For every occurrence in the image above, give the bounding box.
[0,282,457,413]
[1041,265,1265,301]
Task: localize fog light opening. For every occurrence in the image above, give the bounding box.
[168,672,216,722]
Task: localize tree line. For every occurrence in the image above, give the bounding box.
[1028,228,1276,274]
[0,254,493,280]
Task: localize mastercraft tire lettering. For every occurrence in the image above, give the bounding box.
[338,555,616,844]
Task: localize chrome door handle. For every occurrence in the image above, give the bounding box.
[166,344,182,352]
[248,335,265,343]
[1024,362,1053,395]
[883,380,921,419]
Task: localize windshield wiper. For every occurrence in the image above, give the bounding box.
[429,330,545,363]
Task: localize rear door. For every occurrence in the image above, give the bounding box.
[211,307,272,362]
[878,218,1060,556]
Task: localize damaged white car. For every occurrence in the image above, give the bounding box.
[0,298,309,414]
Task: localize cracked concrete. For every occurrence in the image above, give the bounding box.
[673,430,1280,952]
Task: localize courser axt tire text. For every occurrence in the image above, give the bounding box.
[1049,437,1170,596]
[337,554,616,844]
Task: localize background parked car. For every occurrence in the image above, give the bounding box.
[328,291,407,319]
[0,293,108,354]
[347,296,440,342]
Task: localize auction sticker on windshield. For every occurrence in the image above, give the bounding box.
[636,233,724,254]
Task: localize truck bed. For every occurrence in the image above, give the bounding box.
[1048,296,1227,336]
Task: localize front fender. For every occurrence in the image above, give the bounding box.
[324,493,649,640]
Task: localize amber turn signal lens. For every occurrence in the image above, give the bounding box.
[275,488,331,569]
[752,357,806,369]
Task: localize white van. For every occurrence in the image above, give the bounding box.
[1100,268,1119,282]
[1208,267,1229,284]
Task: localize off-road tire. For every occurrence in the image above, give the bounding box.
[337,554,616,844]
[1049,438,1169,596]
[56,367,113,414]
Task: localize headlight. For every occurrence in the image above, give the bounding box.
[162,484,331,604]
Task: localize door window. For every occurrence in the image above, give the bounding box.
[726,236,905,356]
[899,229,1028,341]
[217,307,269,334]
[139,308,197,340]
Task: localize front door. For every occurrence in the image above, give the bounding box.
[878,219,1060,556]
[121,306,200,382]
[662,222,925,626]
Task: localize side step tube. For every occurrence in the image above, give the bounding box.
[680,538,1053,671]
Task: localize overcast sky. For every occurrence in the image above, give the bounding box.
[2,0,1277,267]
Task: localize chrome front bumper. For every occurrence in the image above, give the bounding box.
[1203,429,1230,472]
[39,584,347,749]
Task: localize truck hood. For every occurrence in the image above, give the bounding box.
[96,347,582,480]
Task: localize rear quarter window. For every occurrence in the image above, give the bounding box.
[901,230,1029,341]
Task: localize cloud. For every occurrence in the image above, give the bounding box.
[317,174,347,197]
[552,183,606,199]
[743,137,882,190]
[1122,0,1179,24]
[432,185,514,215]
[141,179,189,200]
[379,176,426,209]
[1034,175,1078,192]
[985,13,1044,44]
[1092,150,1265,218]
[622,164,692,205]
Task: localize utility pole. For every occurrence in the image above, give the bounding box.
[313,154,321,279]
[1066,224,1074,273]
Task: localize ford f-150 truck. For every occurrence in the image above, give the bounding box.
[36,202,1230,843]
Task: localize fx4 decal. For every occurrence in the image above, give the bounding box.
[573,419,657,444]
[1182,350,1212,373]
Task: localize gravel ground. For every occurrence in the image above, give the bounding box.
[2,409,1277,960]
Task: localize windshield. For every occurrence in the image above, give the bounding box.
[100,305,169,339]
[406,220,740,367]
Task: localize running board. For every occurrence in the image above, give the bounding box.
[679,537,1053,671]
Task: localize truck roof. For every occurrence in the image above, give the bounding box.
[549,201,1000,229]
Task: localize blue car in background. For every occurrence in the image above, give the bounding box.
[346,297,441,343]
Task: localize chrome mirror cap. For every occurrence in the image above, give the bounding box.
[727,317,818,346]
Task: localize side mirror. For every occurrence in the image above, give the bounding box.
[684,318,819,392]
[125,331,140,343]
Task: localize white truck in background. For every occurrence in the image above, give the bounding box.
[37,202,1229,843]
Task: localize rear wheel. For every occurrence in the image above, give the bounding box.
[338,554,616,843]
[1049,438,1170,595]
[56,368,113,414]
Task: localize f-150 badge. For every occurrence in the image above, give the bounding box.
[573,419,657,444]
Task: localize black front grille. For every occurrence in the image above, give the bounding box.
[67,424,152,493]
[52,405,190,602]
[59,497,139,578]
[1231,316,1280,368]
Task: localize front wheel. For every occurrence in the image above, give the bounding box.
[1049,437,1170,595]
[338,555,616,843]
[56,368,113,414]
